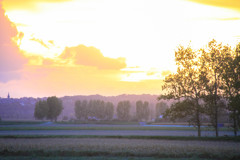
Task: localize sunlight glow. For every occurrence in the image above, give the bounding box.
[3,0,240,84]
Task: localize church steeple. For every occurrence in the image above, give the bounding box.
[7,92,10,99]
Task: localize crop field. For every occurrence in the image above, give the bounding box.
[0,122,240,159]
[0,138,240,160]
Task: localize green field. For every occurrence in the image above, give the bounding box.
[0,126,233,131]
[0,157,214,160]
[0,138,239,160]
[0,121,239,159]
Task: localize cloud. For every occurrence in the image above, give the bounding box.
[30,38,51,49]
[60,45,126,70]
[2,0,72,11]
[0,2,27,82]
[188,0,240,11]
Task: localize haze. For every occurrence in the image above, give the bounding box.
[1,0,240,98]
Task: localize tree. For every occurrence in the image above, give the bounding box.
[105,102,114,120]
[156,102,168,118]
[75,100,88,120]
[34,100,48,120]
[159,45,206,137]
[94,100,105,119]
[164,99,200,125]
[46,96,63,122]
[117,101,131,121]
[200,40,228,137]
[136,100,149,121]
[221,43,240,136]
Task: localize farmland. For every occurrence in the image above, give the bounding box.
[0,122,240,159]
[0,138,240,159]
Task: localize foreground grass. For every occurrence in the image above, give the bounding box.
[0,135,240,142]
[0,121,44,125]
[0,138,239,159]
[0,156,214,160]
[0,126,233,131]
[56,121,139,125]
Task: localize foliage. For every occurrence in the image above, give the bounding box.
[117,101,131,121]
[136,100,149,121]
[221,43,240,136]
[200,39,229,137]
[159,45,205,137]
[164,99,204,127]
[34,100,48,120]
[75,100,88,120]
[74,100,114,121]
[34,97,63,121]
[105,102,114,120]
[46,96,63,122]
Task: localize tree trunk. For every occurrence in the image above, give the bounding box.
[195,98,201,137]
[197,124,201,137]
[196,105,201,137]
[233,110,238,136]
[214,73,219,137]
[215,108,219,137]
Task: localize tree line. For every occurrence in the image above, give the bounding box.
[34,98,169,122]
[75,100,168,121]
[159,40,240,137]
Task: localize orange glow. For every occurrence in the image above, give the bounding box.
[1,0,240,97]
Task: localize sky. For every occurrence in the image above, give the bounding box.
[0,0,240,98]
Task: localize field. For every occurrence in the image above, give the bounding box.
[0,121,240,160]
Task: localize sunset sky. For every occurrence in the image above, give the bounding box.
[0,0,240,98]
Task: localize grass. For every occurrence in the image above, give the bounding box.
[0,156,214,160]
[0,121,44,125]
[56,121,139,125]
[0,138,239,159]
[0,135,240,142]
[0,126,234,131]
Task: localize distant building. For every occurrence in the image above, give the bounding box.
[7,93,10,99]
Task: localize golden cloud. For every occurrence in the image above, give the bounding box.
[188,0,240,11]
[60,45,126,70]
[2,0,72,10]
[30,38,50,49]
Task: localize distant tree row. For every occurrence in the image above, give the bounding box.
[34,96,169,122]
[75,100,114,120]
[34,96,63,122]
[74,99,169,121]
[159,40,240,137]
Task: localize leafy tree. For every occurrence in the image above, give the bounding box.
[156,102,168,118]
[105,102,114,120]
[164,99,199,125]
[34,100,48,120]
[159,45,206,137]
[46,96,63,122]
[200,40,228,137]
[94,100,105,119]
[75,100,88,120]
[136,100,149,121]
[86,100,106,120]
[87,100,94,118]
[221,43,240,136]
[117,101,131,121]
